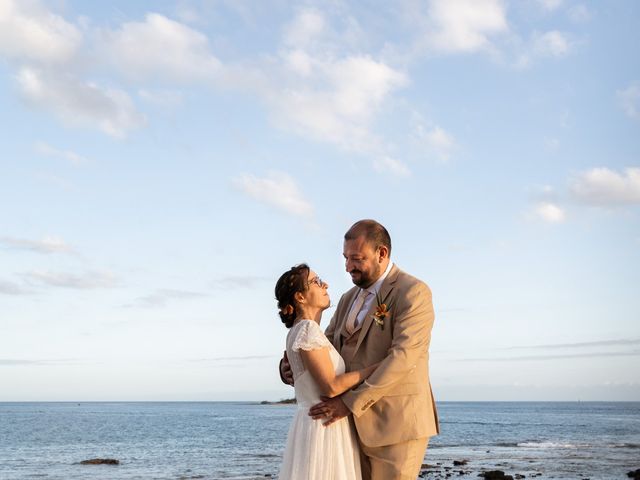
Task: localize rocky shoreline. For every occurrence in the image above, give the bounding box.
[417,460,640,479]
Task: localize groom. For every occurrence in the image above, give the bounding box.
[280,219,439,480]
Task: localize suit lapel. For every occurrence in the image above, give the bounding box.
[352,265,400,355]
[334,287,359,347]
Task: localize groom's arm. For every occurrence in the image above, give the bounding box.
[340,280,434,417]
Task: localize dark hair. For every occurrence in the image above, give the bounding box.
[344,219,392,255]
[275,263,310,328]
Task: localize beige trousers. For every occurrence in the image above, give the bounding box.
[359,437,429,480]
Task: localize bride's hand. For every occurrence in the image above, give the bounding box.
[308,396,349,426]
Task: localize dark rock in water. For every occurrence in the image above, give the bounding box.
[80,458,119,465]
[453,460,468,466]
[478,471,513,480]
[514,475,525,479]
[628,469,640,479]
[421,463,437,469]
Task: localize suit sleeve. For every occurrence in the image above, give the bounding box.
[341,281,434,417]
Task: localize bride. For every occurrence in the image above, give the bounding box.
[275,264,378,480]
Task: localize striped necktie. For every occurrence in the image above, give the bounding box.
[345,289,371,334]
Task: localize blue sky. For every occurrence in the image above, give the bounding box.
[0,0,639,401]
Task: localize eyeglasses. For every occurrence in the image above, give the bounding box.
[307,276,325,288]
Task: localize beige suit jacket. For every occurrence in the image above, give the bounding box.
[324,265,439,447]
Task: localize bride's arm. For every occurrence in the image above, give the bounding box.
[300,348,379,398]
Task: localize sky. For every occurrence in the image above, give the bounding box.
[0,0,639,402]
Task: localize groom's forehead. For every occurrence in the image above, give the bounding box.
[343,236,373,254]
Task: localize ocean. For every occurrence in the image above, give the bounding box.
[0,401,638,479]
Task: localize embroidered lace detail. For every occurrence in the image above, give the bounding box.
[291,320,331,352]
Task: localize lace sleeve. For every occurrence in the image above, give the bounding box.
[292,320,331,352]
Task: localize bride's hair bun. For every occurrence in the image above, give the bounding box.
[275,263,309,328]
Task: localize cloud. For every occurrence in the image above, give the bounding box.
[22,270,119,289]
[270,54,407,153]
[211,275,270,290]
[0,235,74,254]
[35,141,87,165]
[0,0,81,64]
[0,358,80,366]
[459,350,640,362]
[532,30,572,57]
[373,157,411,177]
[568,5,591,23]
[534,201,566,223]
[138,89,184,108]
[0,279,32,295]
[129,289,206,308]
[506,338,640,350]
[414,123,457,162]
[233,171,314,218]
[536,0,563,11]
[16,67,146,138]
[283,7,325,48]
[617,83,640,119]
[423,0,508,54]
[99,13,222,83]
[189,355,274,363]
[570,167,640,206]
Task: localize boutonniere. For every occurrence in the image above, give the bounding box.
[372,290,393,330]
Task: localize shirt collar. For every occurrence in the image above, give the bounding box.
[363,261,393,296]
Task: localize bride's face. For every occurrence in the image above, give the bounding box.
[300,269,330,310]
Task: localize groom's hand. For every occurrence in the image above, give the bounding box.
[309,396,349,426]
[279,351,294,386]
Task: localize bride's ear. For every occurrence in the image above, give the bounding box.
[294,291,306,305]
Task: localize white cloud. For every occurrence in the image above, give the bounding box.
[373,157,411,177]
[0,279,31,295]
[424,0,508,54]
[284,7,325,48]
[16,67,145,138]
[0,0,81,64]
[568,5,591,23]
[0,236,74,254]
[129,289,206,308]
[532,30,571,57]
[515,30,573,69]
[233,171,313,218]
[23,270,119,289]
[537,0,563,11]
[35,141,87,165]
[138,89,184,108]
[271,55,406,153]
[617,83,640,119]
[534,202,566,223]
[99,13,222,83]
[570,167,640,206]
[413,122,457,162]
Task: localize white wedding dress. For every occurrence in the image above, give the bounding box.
[278,319,362,480]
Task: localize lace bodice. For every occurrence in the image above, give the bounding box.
[286,320,345,407]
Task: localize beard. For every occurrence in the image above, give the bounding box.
[350,264,382,288]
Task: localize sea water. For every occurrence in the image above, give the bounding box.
[0,402,638,479]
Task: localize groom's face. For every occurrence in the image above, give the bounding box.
[343,236,383,289]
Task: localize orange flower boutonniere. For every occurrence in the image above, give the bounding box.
[372,290,393,330]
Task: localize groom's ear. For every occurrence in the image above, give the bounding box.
[377,245,389,261]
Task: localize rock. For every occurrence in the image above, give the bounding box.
[628,469,640,480]
[453,460,469,466]
[479,471,513,480]
[80,458,119,465]
[515,475,525,479]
